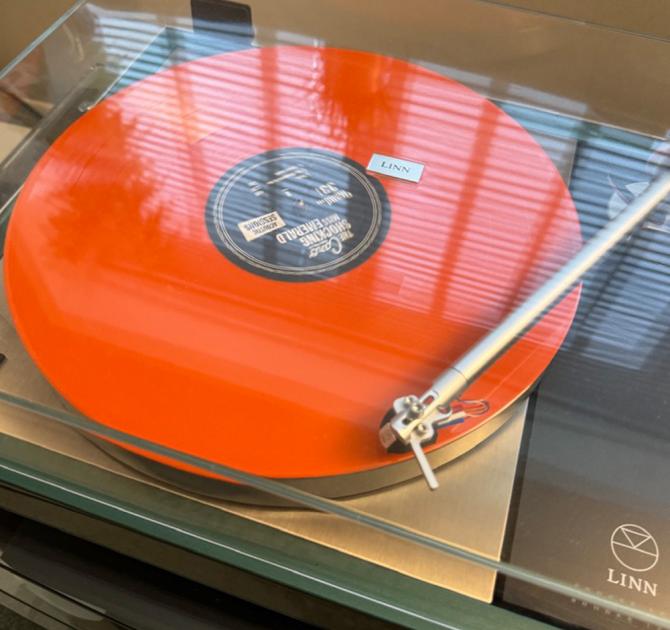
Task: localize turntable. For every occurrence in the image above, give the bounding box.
[1,2,670,629]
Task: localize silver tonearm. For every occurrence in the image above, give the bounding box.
[380,171,670,490]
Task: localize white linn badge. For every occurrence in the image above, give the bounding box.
[367,154,424,183]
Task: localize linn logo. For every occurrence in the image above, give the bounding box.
[367,153,424,183]
[607,524,659,597]
[386,162,411,174]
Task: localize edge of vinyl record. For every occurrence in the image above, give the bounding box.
[86,400,522,505]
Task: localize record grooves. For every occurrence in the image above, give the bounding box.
[4,46,581,495]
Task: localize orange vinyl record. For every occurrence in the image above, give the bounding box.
[4,46,581,495]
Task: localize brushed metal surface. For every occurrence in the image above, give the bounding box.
[229,406,526,601]
[0,399,525,603]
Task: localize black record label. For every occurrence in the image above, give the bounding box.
[205,148,391,281]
